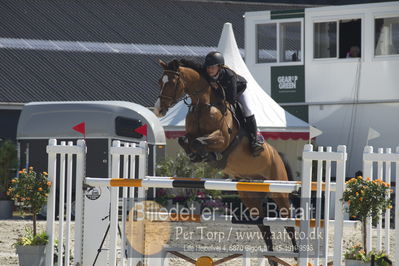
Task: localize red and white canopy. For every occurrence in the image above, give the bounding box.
[160,23,309,140]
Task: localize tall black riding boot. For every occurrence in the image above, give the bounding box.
[244,115,264,157]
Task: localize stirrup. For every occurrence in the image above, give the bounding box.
[251,143,264,157]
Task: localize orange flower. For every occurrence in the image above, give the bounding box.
[29,166,33,170]
[359,197,363,201]
[11,179,17,183]
[358,176,363,179]
[355,192,359,196]
[18,170,24,174]
[351,215,356,218]
[47,181,52,187]
[38,187,43,191]
[367,177,371,181]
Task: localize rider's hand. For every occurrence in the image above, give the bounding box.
[210,82,218,89]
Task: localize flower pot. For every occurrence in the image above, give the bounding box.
[0,199,14,219]
[15,245,46,266]
[345,259,371,266]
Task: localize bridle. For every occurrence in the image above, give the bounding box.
[158,68,222,109]
[158,70,183,108]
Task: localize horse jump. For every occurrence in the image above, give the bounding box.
[45,138,351,266]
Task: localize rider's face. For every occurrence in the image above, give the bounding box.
[206,65,220,77]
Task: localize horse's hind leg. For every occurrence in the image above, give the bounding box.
[237,191,278,266]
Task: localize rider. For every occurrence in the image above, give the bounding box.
[180,51,264,157]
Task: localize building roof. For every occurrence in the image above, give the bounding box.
[0,0,309,47]
[0,48,202,106]
[0,0,311,107]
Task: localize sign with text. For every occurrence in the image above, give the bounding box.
[271,65,305,103]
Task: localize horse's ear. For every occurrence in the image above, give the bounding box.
[172,59,180,70]
[159,59,167,69]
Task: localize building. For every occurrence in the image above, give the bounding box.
[245,1,399,175]
[0,0,312,143]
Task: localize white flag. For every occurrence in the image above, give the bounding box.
[367,128,380,142]
[309,126,323,139]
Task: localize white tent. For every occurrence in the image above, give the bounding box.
[160,23,309,140]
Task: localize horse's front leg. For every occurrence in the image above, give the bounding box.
[178,135,204,162]
[190,129,227,154]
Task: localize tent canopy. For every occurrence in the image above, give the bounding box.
[160,23,309,140]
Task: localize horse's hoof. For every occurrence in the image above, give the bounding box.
[178,136,188,146]
[192,138,206,150]
[188,153,201,162]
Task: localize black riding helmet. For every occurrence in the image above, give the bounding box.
[204,51,224,68]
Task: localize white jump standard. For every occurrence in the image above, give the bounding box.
[45,138,355,266]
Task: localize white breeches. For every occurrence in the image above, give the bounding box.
[237,89,254,117]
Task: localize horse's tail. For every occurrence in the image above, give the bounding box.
[278,152,293,181]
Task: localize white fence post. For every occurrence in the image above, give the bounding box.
[363,146,373,253]
[395,147,399,265]
[45,139,57,266]
[298,144,313,266]
[74,139,86,265]
[109,140,121,265]
[332,145,347,266]
[384,148,391,254]
[323,146,332,266]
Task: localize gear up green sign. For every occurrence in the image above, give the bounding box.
[271,65,304,103]
[271,65,307,121]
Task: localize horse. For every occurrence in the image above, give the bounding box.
[154,59,298,264]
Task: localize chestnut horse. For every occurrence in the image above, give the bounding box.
[155,59,298,264]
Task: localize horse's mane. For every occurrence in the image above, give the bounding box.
[178,59,203,74]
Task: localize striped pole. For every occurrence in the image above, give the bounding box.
[86,176,337,192]
[146,176,337,191]
[85,177,300,193]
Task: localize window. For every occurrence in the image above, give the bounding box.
[314,22,337,58]
[256,21,302,64]
[280,22,301,62]
[375,16,399,56]
[256,24,277,63]
[314,19,361,59]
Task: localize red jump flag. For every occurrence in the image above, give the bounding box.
[134,124,148,136]
[73,122,86,138]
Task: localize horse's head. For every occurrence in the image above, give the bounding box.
[154,59,186,117]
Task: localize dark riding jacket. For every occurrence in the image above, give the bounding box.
[180,59,247,104]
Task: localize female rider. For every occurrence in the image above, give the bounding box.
[180,51,264,157]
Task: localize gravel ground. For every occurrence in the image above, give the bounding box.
[0,218,396,265]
